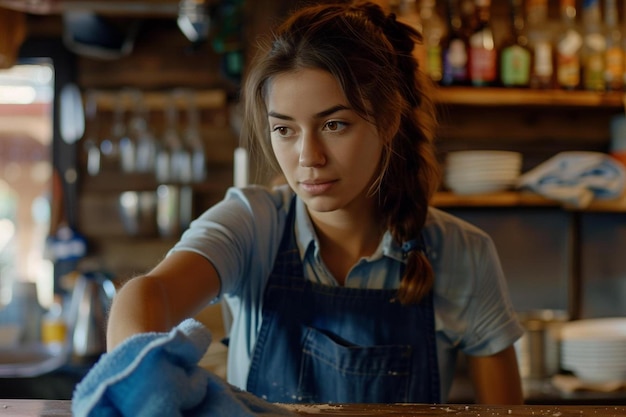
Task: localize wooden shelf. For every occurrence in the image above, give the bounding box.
[433,191,626,212]
[433,191,558,208]
[435,87,626,108]
[87,89,227,111]
[78,167,234,194]
[0,0,179,16]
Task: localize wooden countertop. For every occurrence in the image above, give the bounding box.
[2,400,625,416]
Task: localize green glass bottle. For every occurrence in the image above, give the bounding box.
[500,0,531,87]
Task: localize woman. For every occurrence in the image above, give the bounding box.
[107,1,524,404]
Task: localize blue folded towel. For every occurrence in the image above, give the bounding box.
[72,319,296,417]
[517,151,626,208]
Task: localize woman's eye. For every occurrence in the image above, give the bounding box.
[272,126,291,136]
[324,121,346,132]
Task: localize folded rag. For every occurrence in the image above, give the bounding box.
[517,151,626,208]
[72,318,296,417]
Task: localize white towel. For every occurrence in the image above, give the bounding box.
[517,152,626,208]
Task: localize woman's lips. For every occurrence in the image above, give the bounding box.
[299,180,336,194]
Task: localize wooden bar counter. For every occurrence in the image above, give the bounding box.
[1,400,625,416]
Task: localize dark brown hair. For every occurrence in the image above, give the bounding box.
[242,1,441,304]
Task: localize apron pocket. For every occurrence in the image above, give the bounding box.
[297,326,413,403]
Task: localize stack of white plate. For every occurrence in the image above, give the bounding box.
[560,317,626,383]
[444,150,523,195]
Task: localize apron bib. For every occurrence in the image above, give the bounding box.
[246,199,440,404]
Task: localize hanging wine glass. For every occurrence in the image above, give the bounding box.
[170,89,192,184]
[118,89,136,173]
[83,90,101,176]
[183,89,206,183]
[99,92,125,172]
[129,90,156,174]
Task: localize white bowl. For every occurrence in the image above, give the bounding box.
[561,317,626,341]
[446,150,523,164]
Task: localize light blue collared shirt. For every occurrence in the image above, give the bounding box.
[171,185,524,403]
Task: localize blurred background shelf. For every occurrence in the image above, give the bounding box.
[433,191,626,212]
[89,89,227,111]
[435,87,626,108]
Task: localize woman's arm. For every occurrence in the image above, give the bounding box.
[467,345,524,404]
[106,250,221,350]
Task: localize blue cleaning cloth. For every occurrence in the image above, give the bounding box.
[72,318,296,417]
[517,151,626,208]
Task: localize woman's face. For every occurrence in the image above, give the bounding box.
[267,68,384,216]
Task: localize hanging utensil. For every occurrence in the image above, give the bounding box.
[183,89,206,183]
[156,96,177,183]
[130,90,157,173]
[100,92,125,172]
[59,83,85,145]
[118,89,136,173]
[58,83,85,230]
[177,0,211,44]
[83,90,101,176]
[63,11,141,60]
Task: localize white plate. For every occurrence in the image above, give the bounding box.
[446,150,522,164]
[445,177,517,189]
[445,170,520,183]
[561,317,626,341]
[562,341,626,352]
[446,182,513,195]
[562,354,626,366]
[446,159,522,171]
[571,368,626,383]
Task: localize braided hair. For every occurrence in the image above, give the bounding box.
[243,1,442,304]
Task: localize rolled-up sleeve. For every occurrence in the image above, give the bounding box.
[428,208,524,358]
[169,186,290,298]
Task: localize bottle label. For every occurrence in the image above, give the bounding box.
[584,52,606,90]
[470,47,497,84]
[585,33,607,53]
[426,45,443,82]
[557,53,581,88]
[501,45,531,86]
[443,39,468,85]
[534,41,553,76]
[447,39,468,67]
[605,46,624,88]
[558,29,583,57]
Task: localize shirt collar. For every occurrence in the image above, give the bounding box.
[293,197,406,263]
[294,197,315,260]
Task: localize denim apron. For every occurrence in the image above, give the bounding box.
[246,200,440,404]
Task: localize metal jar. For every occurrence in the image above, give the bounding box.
[515,309,569,380]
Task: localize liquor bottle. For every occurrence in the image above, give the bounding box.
[526,0,554,89]
[468,0,497,86]
[420,0,448,83]
[581,0,606,91]
[500,0,531,87]
[556,0,583,90]
[459,0,477,36]
[604,0,624,91]
[623,0,626,88]
[442,0,470,85]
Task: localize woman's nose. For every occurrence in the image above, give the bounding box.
[299,133,326,167]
